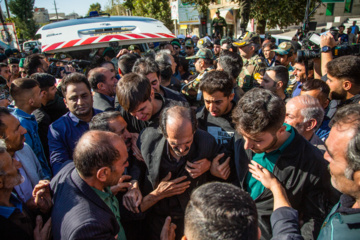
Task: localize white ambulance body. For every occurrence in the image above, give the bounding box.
[36,16,175,54]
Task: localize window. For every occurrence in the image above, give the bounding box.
[326,3,334,16]
[344,0,353,13]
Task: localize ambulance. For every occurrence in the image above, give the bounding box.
[36,15,175,54]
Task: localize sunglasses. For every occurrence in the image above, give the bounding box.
[186,47,193,50]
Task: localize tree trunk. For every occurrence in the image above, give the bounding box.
[256,19,266,34]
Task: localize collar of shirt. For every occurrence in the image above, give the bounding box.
[103,93,115,105]
[341,94,360,107]
[9,107,35,121]
[68,108,101,126]
[0,193,23,219]
[337,194,360,214]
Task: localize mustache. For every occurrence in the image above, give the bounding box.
[275,60,282,65]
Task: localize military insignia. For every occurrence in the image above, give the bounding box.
[254,72,261,80]
[199,39,204,45]
[258,59,262,63]
[234,41,246,46]
[279,42,287,48]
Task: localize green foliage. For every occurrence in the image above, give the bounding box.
[104,0,127,16]
[125,0,173,29]
[182,0,215,15]
[87,2,102,16]
[8,0,37,40]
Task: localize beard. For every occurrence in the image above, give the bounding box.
[330,89,347,101]
[251,135,278,153]
[172,146,190,158]
[5,170,24,189]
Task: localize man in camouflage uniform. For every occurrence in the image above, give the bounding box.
[271,41,295,96]
[181,48,214,107]
[212,9,227,38]
[233,32,267,92]
[185,38,196,74]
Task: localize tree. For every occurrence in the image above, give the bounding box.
[8,0,37,40]
[87,2,102,16]
[104,0,127,16]
[124,0,173,29]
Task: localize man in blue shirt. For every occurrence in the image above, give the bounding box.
[10,78,51,178]
[48,73,101,175]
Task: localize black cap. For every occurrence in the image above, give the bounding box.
[0,53,7,62]
[214,39,221,45]
[8,57,19,64]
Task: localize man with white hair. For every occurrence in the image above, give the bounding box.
[285,94,325,152]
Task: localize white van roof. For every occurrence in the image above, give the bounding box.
[36,16,175,53]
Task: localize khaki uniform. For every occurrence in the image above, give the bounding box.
[237,54,267,92]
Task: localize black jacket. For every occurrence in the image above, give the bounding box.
[232,130,334,240]
[93,92,115,112]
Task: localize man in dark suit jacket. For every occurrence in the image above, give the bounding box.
[88,67,118,111]
[50,130,130,240]
[136,102,225,240]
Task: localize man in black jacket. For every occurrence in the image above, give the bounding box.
[231,88,333,240]
[137,102,223,240]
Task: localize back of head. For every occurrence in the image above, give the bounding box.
[73,130,122,178]
[10,78,40,104]
[88,67,107,90]
[0,107,11,138]
[155,50,173,82]
[89,111,122,132]
[330,103,360,172]
[30,73,56,91]
[118,53,139,75]
[200,71,233,97]
[116,72,151,112]
[301,79,330,100]
[159,101,196,138]
[185,182,258,240]
[266,65,289,90]
[60,72,91,97]
[326,56,360,87]
[218,51,243,80]
[132,57,160,77]
[232,88,285,134]
[24,54,44,76]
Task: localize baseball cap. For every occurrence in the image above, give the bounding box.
[171,39,181,48]
[0,53,7,62]
[214,39,221,45]
[19,58,25,68]
[186,48,213,60]
[233,32,260,47]
[185,39,194,47]
[272,42,294,55]
[12,48,19,56]
[54,52,72,60]
[4,48,12,57]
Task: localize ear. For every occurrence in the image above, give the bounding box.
[0,176,4,189]
[118,68,122,77]
[63,97,69,109]
[277,125,287,136]
[97,82,104,91]
[343,80,352,91]
[181,236,187,240]
[257,227,261,240]
[229,93,235,101]
[276,81,283,90]
[305,119,317,131]
[150,88,155,99]
[96,167,111,183]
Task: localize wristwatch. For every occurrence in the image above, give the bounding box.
[321,46,332,53]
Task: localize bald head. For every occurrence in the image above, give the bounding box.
[73,130,127,178]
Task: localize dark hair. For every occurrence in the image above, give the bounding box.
[0,107,11,138]
[262,42,276,49]
[0,62,8,68]
[116,73,151,112]
[24,54,44,76]
[89,111,123,132]
[218,51,243,80]
[158,63,173,83]
[185,182,258,240]
[159,101,197,138]
[266,65,289,91]
[232,88,285,134]
[73,130,122,178]
[132,58,160,78]
[326,56,360,86]
[290,41,302,52]
[118,53,139,75]
[198,58,213,66]
[330,104,360,173]
[10,78,40,102]
[88,67,107,90]
[301,79,330,100]
[295,58,314,70]
[103,48,116,59]
[30,73,56,91]
[60,72,91,97]
[200,71,233,97]
[178,57,189,73]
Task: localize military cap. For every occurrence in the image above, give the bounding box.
[19,58,25,68]
[220,37,232,46]
[272,42,294,55]
[128,45,140,51]
[186,48,213,60]
[4,48,12,57]
[11,48,19,56]
[0,53,7,62]
[54,52,72,60]
[8,57,19,64]
[216,9,220,14]
[197,37,212,49]
[185,39,194,47]
[171,39,181,48]
[214,39,221,45]
[233,32,260,47]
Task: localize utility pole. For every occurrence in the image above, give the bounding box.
[54,0,59,21]
[4,0,10,19]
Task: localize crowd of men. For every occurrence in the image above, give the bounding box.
[0,27,359,240]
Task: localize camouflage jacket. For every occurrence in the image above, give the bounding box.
[237,54,267,92]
